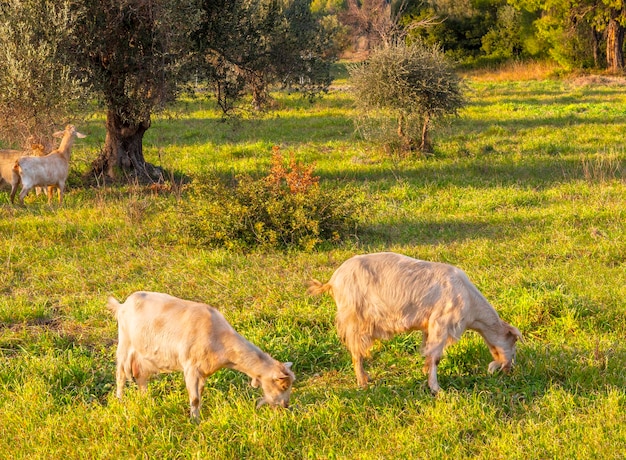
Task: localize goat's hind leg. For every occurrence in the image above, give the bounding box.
[115,346,133,398]
[351,352,370,387]
[115,364,128,399]
[18,186,32,205]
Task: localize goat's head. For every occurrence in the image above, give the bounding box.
[487,322,523,374]
[252,362,295,409]
[53,125,86,140]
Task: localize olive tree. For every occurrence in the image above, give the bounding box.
[0,0,86,149]
[70,0,202,183]
[195,0,337,112]
[349,41,465,153]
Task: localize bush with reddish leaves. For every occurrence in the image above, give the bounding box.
[178,147,361,250]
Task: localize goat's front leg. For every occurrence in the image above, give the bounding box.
[184,368,206,421]
[47,186,54,205]
[424,355,442,395]
[423,330,446,395]
[57,183,65,205]
[10,184,18,204]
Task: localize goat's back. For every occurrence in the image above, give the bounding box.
[16,153,70,187]
[327,252,494,338]
[111,291,229,339]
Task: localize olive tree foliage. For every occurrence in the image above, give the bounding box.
[349,41,465,153]
[195,0,338,113]
[69,0,202,183]
[0,0,87,149]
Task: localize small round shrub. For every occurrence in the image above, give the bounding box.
[177,147,362,250]
[349,40,466,153]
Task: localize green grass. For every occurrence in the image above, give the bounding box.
[1,75,625,459]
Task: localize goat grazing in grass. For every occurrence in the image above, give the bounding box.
[107,291,295,420]
[10,125,86,205]
[307,252,522,394]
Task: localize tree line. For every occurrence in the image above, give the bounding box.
[395,0,625,72]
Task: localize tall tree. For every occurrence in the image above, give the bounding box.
[512,0,625,72]
[195,0,337,112]
[70,0,201,183]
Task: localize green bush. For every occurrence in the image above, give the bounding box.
[177,148,361,250]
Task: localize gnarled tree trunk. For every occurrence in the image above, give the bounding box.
[89,110,163,184]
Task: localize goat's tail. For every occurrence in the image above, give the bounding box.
[106,296,121,317]
[306,279,332,296]
[11,160,21,186]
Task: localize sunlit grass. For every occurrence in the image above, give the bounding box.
[1,74,625,458]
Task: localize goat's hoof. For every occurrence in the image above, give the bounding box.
[488,361,501,374]
[356,374,370,388]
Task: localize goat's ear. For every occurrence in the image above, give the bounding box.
[251,378,261,388]
[52,130,65,138]
[507,324,524,342]
[273,364,294,390]
[278,362,294,380]
[76,132,87,139]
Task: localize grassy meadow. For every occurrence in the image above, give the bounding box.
[1,68,625,458]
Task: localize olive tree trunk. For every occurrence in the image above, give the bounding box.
[89,110,163,184]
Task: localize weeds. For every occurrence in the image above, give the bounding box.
[581,148,624,183]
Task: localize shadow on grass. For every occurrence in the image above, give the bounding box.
[362,213,554,247]
[73,88,625,193]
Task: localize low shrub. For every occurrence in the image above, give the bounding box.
[177,147,361,250]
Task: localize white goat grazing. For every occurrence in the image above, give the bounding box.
[10,125,86,205]
[307,252,522,394]
[107,291,295,420]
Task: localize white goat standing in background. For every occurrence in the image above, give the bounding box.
[107,291,296,421]
[0,144,46,190]
[307,252,523,394]
[10,125,86,205]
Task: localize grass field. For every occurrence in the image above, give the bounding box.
[1,71,625,459]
